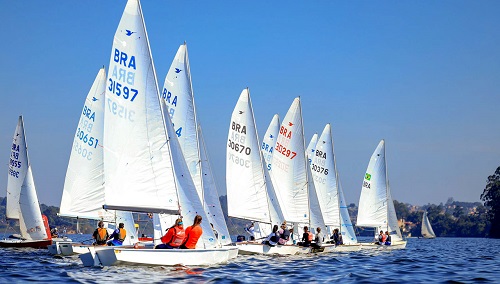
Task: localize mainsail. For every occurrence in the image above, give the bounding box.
[59,68,114,221]
[357,140,402,241]
[8,116,48,241]
[102,0,179,214]
[421,211,436,238]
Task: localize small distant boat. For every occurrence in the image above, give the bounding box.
[421,211,436,239]
[356,140,407,250]
[0,116,53,249]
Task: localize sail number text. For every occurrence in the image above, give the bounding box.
[107,98,135,122]
[311,163,329,175]
[108,78,138,102]
[76,128,99,148]
[9,143,21,178]
[363,181,371,189]
[275,142,296,159]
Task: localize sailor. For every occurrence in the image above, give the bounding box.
[92,221,109,246]
[180,215,203,249]
[156,218,185,249]
[107,222,126,246]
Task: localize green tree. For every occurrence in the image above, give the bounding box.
[481,166,500,238]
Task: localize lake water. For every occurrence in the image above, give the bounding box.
[0,235,499,283]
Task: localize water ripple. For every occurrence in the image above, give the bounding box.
[0,236,499,283]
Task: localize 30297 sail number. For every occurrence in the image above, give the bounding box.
[275,142,296,159]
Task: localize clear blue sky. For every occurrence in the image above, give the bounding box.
[1,1,499,207]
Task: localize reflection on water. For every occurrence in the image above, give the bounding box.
[0,234,499,283]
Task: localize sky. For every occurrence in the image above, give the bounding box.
[1,1,499,208]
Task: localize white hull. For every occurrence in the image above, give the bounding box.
[359,240,407,250]
[80,246,238,267]
[236,242,309,255]
[48,242,132,256]
[321,243,362,253]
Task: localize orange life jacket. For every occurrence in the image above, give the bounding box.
[183,225,202,249]
[96,228,108,242]
[168,227,186,247]
[307,232,313,241]
[118,228,126,242]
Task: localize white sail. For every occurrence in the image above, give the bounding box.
[271,97,309,224]
[227,89,271,224]
[338,180,358,244]
[59,68,114,221]
[106,211,138,245]
[6,116,29,220]
[160,43,201,198]
[198,125,231,244]
[357,140,402,241]
[311,125,340,228]
[103,0,179,214]
[18,165,48,241]
[306,133,318,167]
[261,114,285,226]
[160,100,217,248]
[305,132,328,231]
[8,116,48,241]
[161,43,229,244]
[262,114,280,171]
[421,211,436,238]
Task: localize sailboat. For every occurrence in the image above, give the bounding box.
[80,0,236,266]
[49,67,138,255]
[226,89,304,255]
[356,140,407,250]
[308,124,360,252]
[158,43,230,246]
[269,97,330,253]
[421,211,436,239]
[0,116,53,249]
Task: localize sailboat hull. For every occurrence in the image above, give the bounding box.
[321,243,362,253]
[81,246,238,267]
[0,239,52,249]
[359,240,407,250]
[236,242,310,255]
